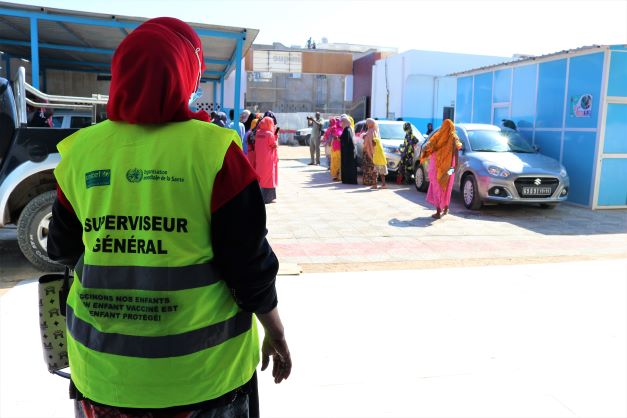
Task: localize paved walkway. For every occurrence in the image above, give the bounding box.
[267,146,627,271]
[2,259,626,417]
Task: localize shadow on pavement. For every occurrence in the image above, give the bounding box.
[305,171,350,189]
[389,217,436,228]
[392,187,627,236]
[306,171,410,192]
[347,189,379,194]
[279,156,312,164]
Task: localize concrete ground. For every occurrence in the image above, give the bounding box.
[268,146,627,272]
[1,259,626,418]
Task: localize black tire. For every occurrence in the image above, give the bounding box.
[539,203,557,209]
[16,190,63,272]
[304,134,311,146]
[414,164,428,192]
[461,174,482,210]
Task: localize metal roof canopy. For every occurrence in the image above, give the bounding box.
[0,1,259,122]
[448,45,612,77]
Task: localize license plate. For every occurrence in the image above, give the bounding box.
[522,186,552,195]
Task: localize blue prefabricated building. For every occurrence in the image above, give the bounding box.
[453,45,627,209]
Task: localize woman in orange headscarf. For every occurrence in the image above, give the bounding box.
[420,119,462,218]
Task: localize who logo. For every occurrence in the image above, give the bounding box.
[126,168,143,183]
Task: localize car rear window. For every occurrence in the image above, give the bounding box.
[378,123,420,139]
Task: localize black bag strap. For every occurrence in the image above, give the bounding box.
[59,267,70,317]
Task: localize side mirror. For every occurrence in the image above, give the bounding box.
[533,145,540,152]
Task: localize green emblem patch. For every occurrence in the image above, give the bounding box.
[85,170,111,189]
[126,168,143,183]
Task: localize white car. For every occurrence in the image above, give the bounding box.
[49,111,94,129]
[295,120,329,145]
[354,120,422,173]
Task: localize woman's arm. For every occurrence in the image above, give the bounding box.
[362,131,371,156]
[269,132,278,148]
[211,142,278,314]
[419,141,433,163]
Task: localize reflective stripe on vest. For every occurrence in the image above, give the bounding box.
[54,120,258,408]
[79,262,222,291]
[66,305,252,358]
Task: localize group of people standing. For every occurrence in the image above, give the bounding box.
[309,112,462,219]
[315,115,388,189]
[213,109,280,204]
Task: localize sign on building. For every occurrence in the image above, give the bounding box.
[570,94,593,118]
[250,72,273,83]
[253,51,302,73]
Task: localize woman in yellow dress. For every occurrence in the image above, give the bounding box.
[366,118,388,189]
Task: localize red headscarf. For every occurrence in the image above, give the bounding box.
[107,17,210,124]
[257,116,275,133]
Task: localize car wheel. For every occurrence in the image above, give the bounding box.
[462,174,482,210]
[539,203,557,209]
[16,190,63,272]
[414,164,428,192]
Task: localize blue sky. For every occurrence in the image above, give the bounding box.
[8,0,627,57]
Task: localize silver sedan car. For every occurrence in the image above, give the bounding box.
[413,124,570,210]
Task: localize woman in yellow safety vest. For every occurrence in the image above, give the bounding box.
[48,17,291,418]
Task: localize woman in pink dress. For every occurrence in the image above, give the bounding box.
[323,117,343,181]
[419,119,462,219]
[255,116,279,203]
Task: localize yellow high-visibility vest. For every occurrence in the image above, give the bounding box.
[54,119,258,408]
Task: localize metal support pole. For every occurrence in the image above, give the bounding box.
[30,17,40,89]
[219,76,224,112]
[232,36,243,134]
[212,81,217,112]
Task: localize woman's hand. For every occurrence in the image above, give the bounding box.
[261,334,292,384]
[257,307,291,384]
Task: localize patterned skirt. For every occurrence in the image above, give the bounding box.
[362,153,377,186]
